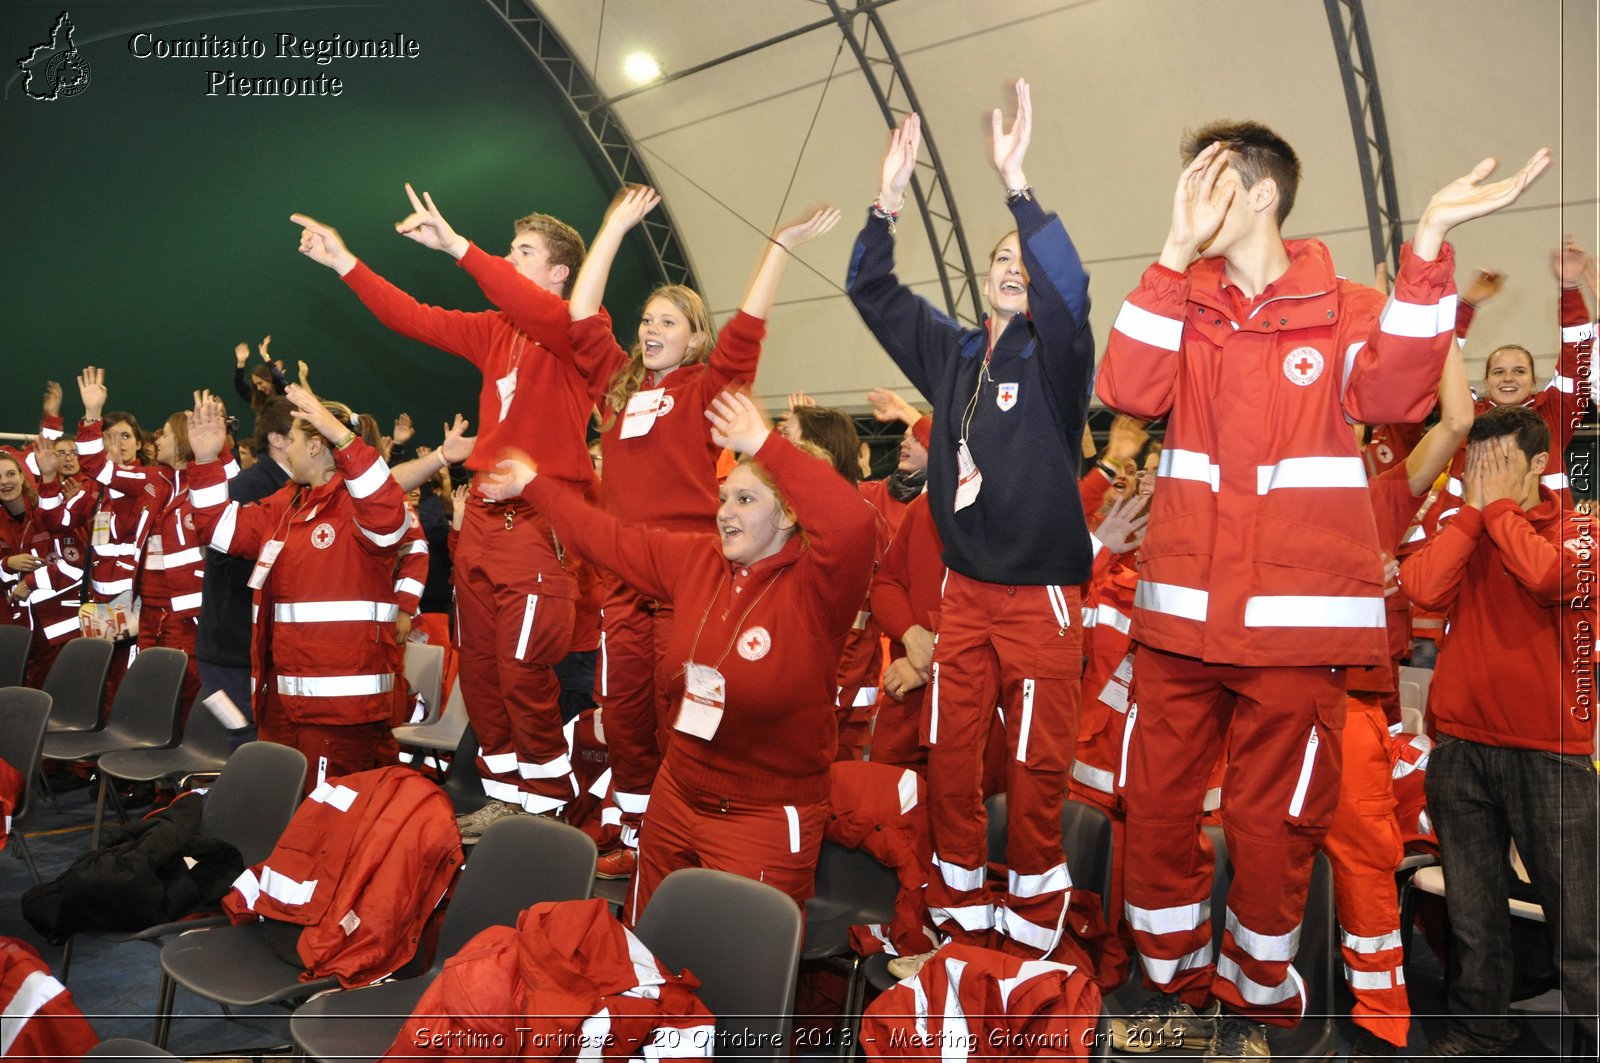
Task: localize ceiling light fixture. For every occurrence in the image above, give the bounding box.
[623,51,662,85]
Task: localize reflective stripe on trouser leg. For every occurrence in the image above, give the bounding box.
[1325,695,1410,1047]
[595,579,665,800]
[1212,662,1344,1025]
[1120,645,1229,1002]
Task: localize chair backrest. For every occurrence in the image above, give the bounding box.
[104,646,187,746]
[1061,799,1115,918]
[0,625,31,687]
[177,694,233,762]
[1400,705,1425,735]
[1397,665,1433,707]
[810,840,902,926]
[633,868,802,1062]
[200,742,308,867]
[1398,680,1423,713]
[403,643,446,725]
[435,815,597,962]
[0,688,52,825]
[41,637,114,732]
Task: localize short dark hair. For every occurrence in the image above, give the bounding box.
[253,396,295,455]
[1468,405,1550,460]
[788,406,863,485]
[1181,120,1301,226]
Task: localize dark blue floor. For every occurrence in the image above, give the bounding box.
[1,776,1580,1060]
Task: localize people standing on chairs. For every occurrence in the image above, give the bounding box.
[1095,117,1548,1058]
[480,390,876,923]
[558,184,840,878]
[184,387,410,794]
[847,79,1096,966]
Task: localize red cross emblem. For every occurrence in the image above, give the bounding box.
[737,625,772,661]
[1282,347,1324,387]
[310,522,337,550]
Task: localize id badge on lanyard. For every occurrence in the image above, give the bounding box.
[619,387,666,439]
[675,661,726,741]
[91,511,112,547]
[248,539,285,591]
[954,439,983,512]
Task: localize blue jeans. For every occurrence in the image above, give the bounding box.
[1424,732,1598,1047]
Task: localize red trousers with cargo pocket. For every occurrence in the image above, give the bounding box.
[1324,692,1409,1047]
[596,574,675,847]
[1121,644,1344,1026]
[454,499,580,815]
[923,569,1082,960]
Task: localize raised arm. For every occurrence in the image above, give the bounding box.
[286,385,409,555]
[1403,337,1475,495]
[1097,147,1234,419]
[708,392,876,636]
[185,392,273,558]
[568,185,660,321]
[291,212,499,362]
[846,114,964,398]
[484,457,689,603]
[390,415,475,492]
[1547,237,1597,422]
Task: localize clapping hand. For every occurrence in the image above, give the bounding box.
[707,390,772,456]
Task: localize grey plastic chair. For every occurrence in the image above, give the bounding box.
[401,642,445,725]
[41,636,114,733]
[395,675,466,777]
[0,624,31,687]
[98,694,231,793]
[634,868,804,1063]
[289,814,598,1063]
[42,646,187,848]
[803,841,903,1054]
[59,741,307,1044]
[0,687,53,883]
[441,721,489,815]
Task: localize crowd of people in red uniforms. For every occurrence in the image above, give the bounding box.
[2,78,1596,1062]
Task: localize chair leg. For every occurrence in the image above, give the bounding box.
[152,969,176,1048]
[59,935,73,980]
[90,774,109,850]
[10,831,41,886]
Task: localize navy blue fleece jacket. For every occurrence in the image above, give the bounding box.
[846,196,1095,585]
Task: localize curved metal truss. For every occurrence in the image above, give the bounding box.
[826,0,984,326]
[485,0,699,291]
[1324,0,1404,272]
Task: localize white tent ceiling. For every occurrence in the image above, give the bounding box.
[532,0,1597,412]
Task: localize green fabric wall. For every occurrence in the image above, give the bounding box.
[3,0,659,448]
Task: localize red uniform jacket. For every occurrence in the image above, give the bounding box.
[223,766,463,987]
[188,437,408,727]
[826,761,935,959]
[343,244,618,488]
[859,943,1100,1060]
[1096,239,1457,667]
[384,898,715,1061]
[1400,490,1593,755]
[0,937,98,1059]
[526,433,877,806]
[574,310,766,530]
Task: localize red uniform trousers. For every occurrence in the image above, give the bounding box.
[596,575,674,847]
[454,500,579,815]
[257,692,394,796]
[1324,693,1408,1047]
[923,570,1081,960]
[1068,702,1133,942]
[1123,644,1345,1026]
[137,604,200,725]
[626,763,827,926]
[834,619,884,762]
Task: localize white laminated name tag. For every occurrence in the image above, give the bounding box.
[620,387,666,439]
[1098,653,1135,714]
[248,539,285,591]
[675,661,726,741]
[494,368,518,423]
[145,534,163,561]
[203,689,250,730]
[91,511,112,547]
[954,439,983,512]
